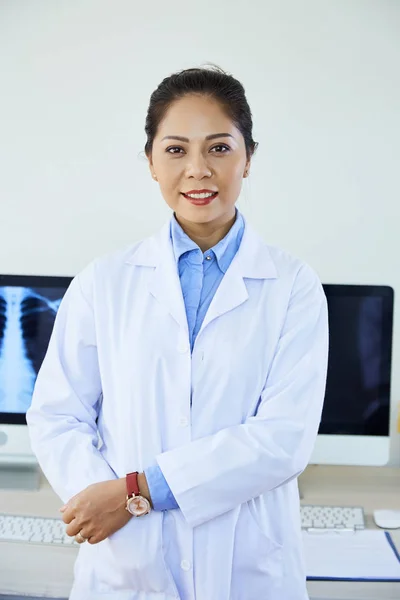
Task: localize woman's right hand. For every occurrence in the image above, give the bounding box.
[60,478,132,544]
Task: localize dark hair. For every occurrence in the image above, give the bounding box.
[144,65,258,160]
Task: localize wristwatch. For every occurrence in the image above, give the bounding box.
[125,471,152,517]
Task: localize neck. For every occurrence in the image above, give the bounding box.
[175,209,237,252]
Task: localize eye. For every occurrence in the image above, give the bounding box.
[210,144,230,154]
[166,146,184,154]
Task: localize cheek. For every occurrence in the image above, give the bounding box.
[159,163,182,189]
[218,159,245,189]
[157,171,183,207]
[219,153,246,175]
[152,153,178,182]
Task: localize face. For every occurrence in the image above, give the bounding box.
[148,94,251,227]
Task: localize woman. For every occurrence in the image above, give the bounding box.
[27,66,328,600]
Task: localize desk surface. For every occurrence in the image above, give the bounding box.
[0,465,399,599]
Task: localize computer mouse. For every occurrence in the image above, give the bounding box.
[373,509,400,529]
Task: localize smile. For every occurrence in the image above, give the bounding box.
[181,190,219,205]
[183,190,218,199]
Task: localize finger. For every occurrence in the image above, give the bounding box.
[74,531,89,544]
[59,493,77,515]
[66,518,82,538]
[60,504,75,524]
[87,532,103,545]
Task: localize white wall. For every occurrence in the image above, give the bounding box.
[1,0,399,463]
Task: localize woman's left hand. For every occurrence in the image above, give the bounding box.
[60,478,132,545]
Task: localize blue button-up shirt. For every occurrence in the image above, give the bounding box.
[144,210,245,510]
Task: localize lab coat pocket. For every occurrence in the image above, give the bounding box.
[231,501,283,599]
[79,512,178,595]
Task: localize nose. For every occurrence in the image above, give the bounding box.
[185,153,212,179]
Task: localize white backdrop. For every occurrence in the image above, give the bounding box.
[1,0,399,463]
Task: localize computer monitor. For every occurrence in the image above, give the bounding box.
[0,274,72,479]
[310,284,394,466]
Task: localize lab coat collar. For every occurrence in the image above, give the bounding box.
[125,213,278,281]
[125,214,278,334]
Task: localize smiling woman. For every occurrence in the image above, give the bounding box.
[26,64,328,600]
[144,66,258,249]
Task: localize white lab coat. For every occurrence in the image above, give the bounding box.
[27,215,328,600]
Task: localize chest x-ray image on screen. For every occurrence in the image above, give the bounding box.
[0,285,65,413]
[0,274,72,475]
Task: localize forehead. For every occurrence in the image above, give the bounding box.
[155,94,239,139]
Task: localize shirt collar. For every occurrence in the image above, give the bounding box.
[170,209,245,274]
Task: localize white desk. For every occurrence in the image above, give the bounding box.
[0,465,399,599]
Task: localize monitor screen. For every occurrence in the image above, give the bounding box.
[320,285,394,437]
[0,275,72,424]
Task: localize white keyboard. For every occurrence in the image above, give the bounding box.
[0,506,366,545]
[0,513,79,547]
[301,504,365,532]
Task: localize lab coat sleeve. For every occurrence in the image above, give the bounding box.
[26,263,117,503]
[156,263,329,528]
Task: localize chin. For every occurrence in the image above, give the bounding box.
[177,197,227,220]
[177,207,220,224]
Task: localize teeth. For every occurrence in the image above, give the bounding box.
[185,192,216,199]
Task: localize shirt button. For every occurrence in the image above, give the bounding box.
[179,417,189,428]
[180,559,191,571]
[205,255,212,261]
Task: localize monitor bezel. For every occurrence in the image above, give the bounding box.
[0,273,73,425]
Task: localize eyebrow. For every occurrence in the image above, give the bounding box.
[161,133,234,142]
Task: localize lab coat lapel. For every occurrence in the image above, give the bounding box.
[126,221,189,333]
[198,220,278,336]
[199,261,248,334]
[149,255,188,332]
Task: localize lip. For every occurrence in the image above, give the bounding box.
[183,189,218,195]
[181,190,218,206]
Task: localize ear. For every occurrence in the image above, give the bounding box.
[243,159,251,178]
[147,154,157,181]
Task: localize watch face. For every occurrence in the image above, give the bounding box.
[127,496,151,517]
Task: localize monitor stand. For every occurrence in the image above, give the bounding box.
[0,462,40,490]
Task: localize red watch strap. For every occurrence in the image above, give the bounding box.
[126,471,140,497]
